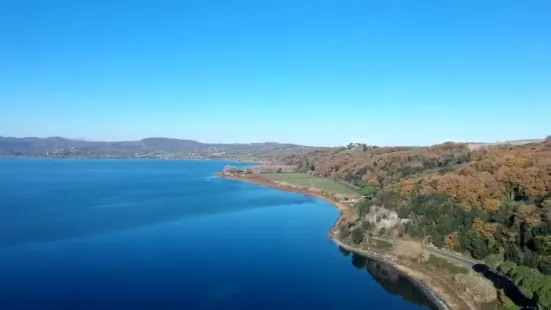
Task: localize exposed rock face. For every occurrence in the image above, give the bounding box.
[223,165,242,174]
[364,206,409,232]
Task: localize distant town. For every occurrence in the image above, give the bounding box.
[44,147,241,160]
[0,136,323,162]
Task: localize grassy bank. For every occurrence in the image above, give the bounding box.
[260,172,360,197]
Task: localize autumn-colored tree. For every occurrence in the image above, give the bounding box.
[444,232,461,251]
[515,204,542,227]
[472,218,497,238]
[482,198,501,212]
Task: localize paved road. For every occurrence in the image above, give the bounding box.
[370,236,478,268]
[423,247,478,268]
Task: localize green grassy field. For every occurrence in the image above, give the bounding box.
[260,173,360,197]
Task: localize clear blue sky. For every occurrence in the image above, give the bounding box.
[1,0,550,146]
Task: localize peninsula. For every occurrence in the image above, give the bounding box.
[218,137,551,310]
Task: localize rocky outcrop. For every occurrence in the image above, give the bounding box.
[363,206,409,233]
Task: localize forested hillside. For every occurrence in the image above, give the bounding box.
[286,138,551,307]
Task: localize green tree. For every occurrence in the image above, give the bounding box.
[519,272,544,299]
[361,221,372,231]
[360,184,379,198]
[339,225,350,238]
[485,254,504,270]
[505,246,524,265]
[512,266,533,285]
[397,206,410,218]
[408,224,424,238]
[539,255,551,274]
[351,227,365,244]
[431,232,445,248]
[536,281,551,309]
[464,231,490,259]
[523,249,538,268]
[533,236,551,255]
[498,261,518,276]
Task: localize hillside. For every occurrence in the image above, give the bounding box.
[0,136,327,161]
[285,137,551,308]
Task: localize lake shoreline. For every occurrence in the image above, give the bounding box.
[217,172,463,310]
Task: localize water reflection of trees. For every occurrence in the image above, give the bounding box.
[338,246,438,310]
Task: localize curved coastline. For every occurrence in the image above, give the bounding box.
[216,173,453,310]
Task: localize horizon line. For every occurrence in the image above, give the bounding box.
[1,135,547,148]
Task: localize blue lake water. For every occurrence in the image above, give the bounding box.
[0,159,436,310]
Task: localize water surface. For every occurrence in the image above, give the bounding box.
[0,159,436,310]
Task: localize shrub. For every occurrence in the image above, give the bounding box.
[351,227,365,244]
[485,254,504,270]
[339,224,350,238]
[498,261,518,276]
[497,289,515,309]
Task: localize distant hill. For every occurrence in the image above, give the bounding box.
[0,136,326,161]
[466,139,545,150]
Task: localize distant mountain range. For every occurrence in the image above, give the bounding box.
[0,136,325,161]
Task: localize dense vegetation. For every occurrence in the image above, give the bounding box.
[287,138,551,308]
